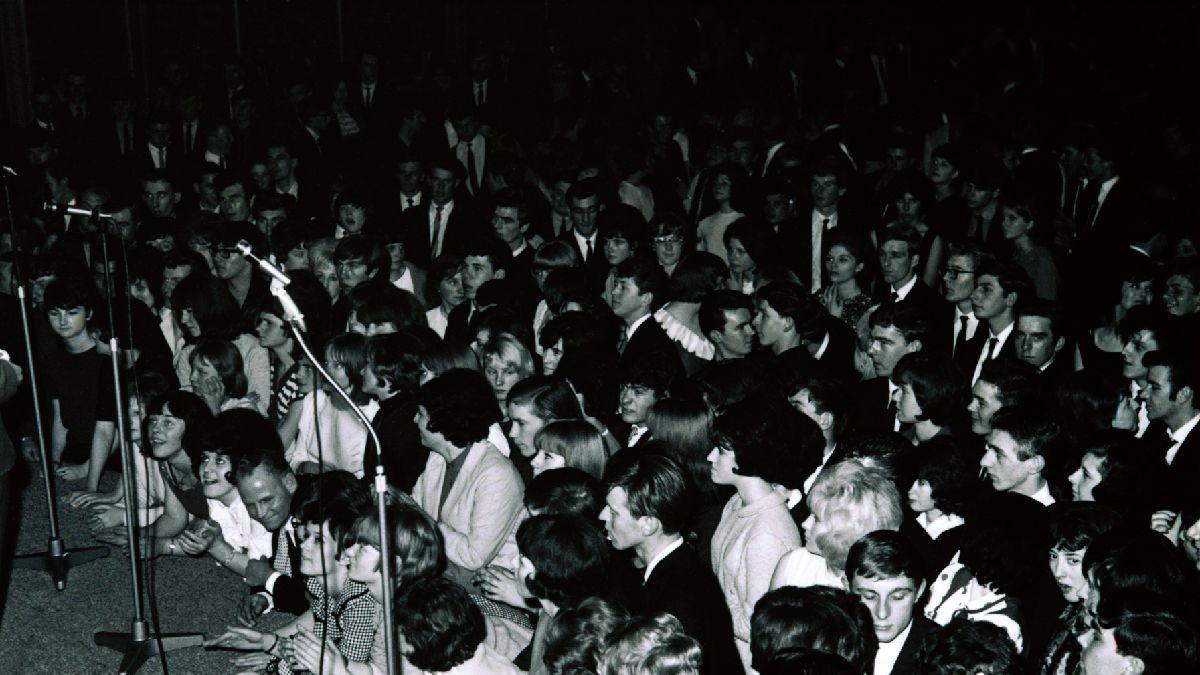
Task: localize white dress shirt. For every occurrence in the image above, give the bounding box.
[810,210,838,291]
[573,230,597,262]
[429,200,455,257]
[891,273,918,301]
[953,307,979,352]
[1166,412,1200,465]
[873,620,912,675]
[971,321,1015,385]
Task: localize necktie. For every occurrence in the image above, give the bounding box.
[890,290,900,305]
[972,336,999,384]
[954,315,970,355]
[985,336,998,360]
[465,142,480,194]
[822,217,831,230]
[273,528,292,575]
[157,147,166,168]
[432,205,446,257]
[585,237,593,261]
[364,85,373,106]
[617,329,629,354]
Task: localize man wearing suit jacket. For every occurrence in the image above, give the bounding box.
[878,224,941,310]
[557,177,609,289]
[931,241,987,368]
[1015,299,1072,385]
[411,370,524,587]
[401,155,478,268]
[801,156,870,292]
[126,115,180,177]
[963,260,1031,385]
[846,531,938,675]
[609,257,683,377]
[603,454,742,675]
[1139,349,1200,518]
[855,304,929,434]
[233,433,308,624]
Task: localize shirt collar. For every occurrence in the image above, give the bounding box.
[626,313,651,340]
[892,273,918,299]
[813,331,831,360]
[643,537,684,583]
[1170,412,1200,442]
[511,241,528,257]
[989,320,1015,347]
[955,306,977,322]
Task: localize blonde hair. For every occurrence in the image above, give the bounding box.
[807,459,903,570]
[482,332,535,379]
[600,613,702,675]
[534,419,607,479]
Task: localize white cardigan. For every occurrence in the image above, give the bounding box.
[411,441,524,579]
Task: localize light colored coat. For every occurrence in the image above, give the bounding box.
[412,441,524,578]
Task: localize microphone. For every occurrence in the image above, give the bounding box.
[234,240,306,331]
[42,202,118,219]
[234,240,291,286]
[1,165,17,176]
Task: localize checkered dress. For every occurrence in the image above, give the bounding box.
[273,578,379,674]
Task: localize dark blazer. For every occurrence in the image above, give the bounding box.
[364,395,428,493]
[637,544,743,675]
[960,325,1019,378]
[401,199,478,268]
[852,376,895,433]
[886,280,943,313]
[261,526,308,615]
[890,615,939,675]
[812,320,859,381]
[1145,422,1200,517]
[618,315,684,377]
[555,230,608,290]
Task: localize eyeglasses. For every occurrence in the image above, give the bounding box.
[653,236,683,246]
[214,247,238,259]
[941,267,975,279]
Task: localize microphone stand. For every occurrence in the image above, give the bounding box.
[241,244,396,675]
[47,205,205,673]
[8,186,110,587]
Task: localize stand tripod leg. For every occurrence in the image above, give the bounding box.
[95,620,207,675]
[12,536,110,590]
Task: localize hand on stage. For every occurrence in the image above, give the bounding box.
[68,489,119,509]
[243,558,273,587]
[94,525,128,547]
[88,504,125,530]
[230,651,274,671]
[177,529,214,555]
[290,629,340,673]
[236,593,270,627]
[474,565,527,607]
[204,625,272,651]
[54,462,88,482]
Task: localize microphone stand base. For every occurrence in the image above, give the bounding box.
[95,620,206,675]
[13,537,110,590]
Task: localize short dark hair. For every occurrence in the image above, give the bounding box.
[869,303,930,346]
[945,239,990,270]
[878,224,923,254]
[1047,502,1124,552]
[845,530,926,586]
[667,252,727,303]
[606,453,692,536]
[975,258,1033,306]
[616,358,675,398]
[492,186,529,222]
[1143,348,1198,401]
[172,273,241,340]
[416,369,498,447]
[910,436,977,515]
[524,467,604,519]
[225,410,289,481]
[333,234,389,284]
[43,274,97,316]
[566,176,603,204]
[978,359,1041,408]
[784,374,853,440]
[517,514,609,608]
[751,585,877,674]
[1095,590,1200,674]
[612,256,668,308]
[1016,297,1066,339]
[755,282,809,333]
[913,618,1020,675]
[892,354,968,428]
[714,395,818,488]
[366,332,424,398]
[989,404,1059,460]
[395,577,486,672]
[699,289,754,337]
[148,391,214,472]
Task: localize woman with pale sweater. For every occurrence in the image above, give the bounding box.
[707,396,806,673]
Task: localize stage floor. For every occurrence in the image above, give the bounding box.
[0,459,290,674]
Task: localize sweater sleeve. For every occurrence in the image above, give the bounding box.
[440,460,524,572]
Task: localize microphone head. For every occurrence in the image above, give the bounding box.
[234,240,254,257]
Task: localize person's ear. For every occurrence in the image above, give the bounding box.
[1053,336,1067,355]
[906,339,923,355]
[493,268,506,280]
[707,328,724,345]
[639,515,663,538]
[1176,384,1194,407]
[1026,454,1046,475]
[172,192,181,204]
[837,186,847,198]
[283,471,298,494]
[1124,655,1146,674]
[911,253,921,272]
[1005,291,1018,310]
[780,316,795,334]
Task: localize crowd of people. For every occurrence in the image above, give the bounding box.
[1,8,1199,674]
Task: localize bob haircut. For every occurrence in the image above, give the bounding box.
[1047,501,1124,554]
[505,376,584,420]
[806,459,903,570]
[532,240,581,273]
[1083,431,1153,518]
[713,395,816,489]
[416,369,498,448]
[324,331,371,403]
[146,390,213,465]
[646,396,718,503]
[481,332,536,381]
[1094,590,1200,674]
[910,436,976,516]
[422,341,479,378]
[892,353,969,428]
[353,499,446,586]
[666,251,728,302]
[172,273,242,340]
[750,585,876,674]
[544,597,629,675]
[517,513,610,608]
[189,338,249,398]
[43,274,98,316]
[534,419,607,480]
